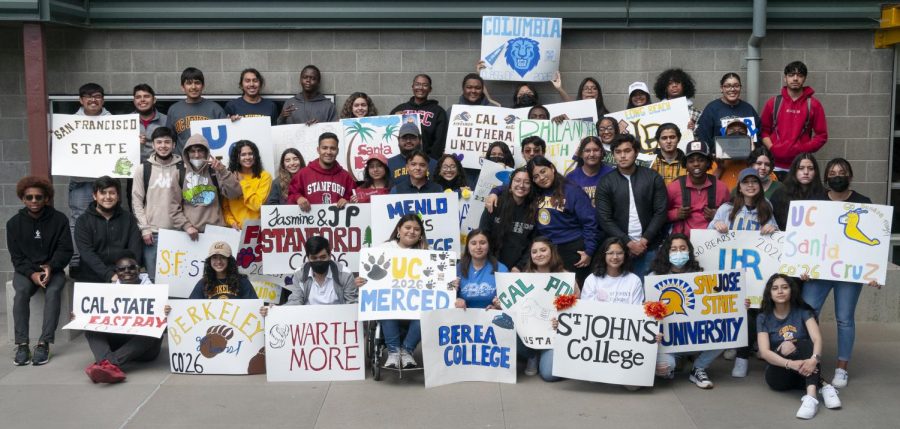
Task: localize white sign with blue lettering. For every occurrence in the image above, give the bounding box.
[480,16,562,82]
[370,193,460,255]
[191,116,275,174]
[357,248,457,321]
[691,230,784,308]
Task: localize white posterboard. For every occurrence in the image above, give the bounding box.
[495,272,576,349]
[191,117,276,174]
[607,97,693,152]
[155,225,241,298]
[692,229,785,308]
[446,105,519,169]
[63,283,168,338]
[480,16,562,82]
[357,248,457,321]
[370,193,461,254]
[51,114,141,178]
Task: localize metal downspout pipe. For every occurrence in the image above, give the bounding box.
[747,0,767,110]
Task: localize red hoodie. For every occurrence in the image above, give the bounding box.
[288,159,356,204]
[760,86,828,169]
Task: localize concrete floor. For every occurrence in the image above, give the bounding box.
[1,321,898,429]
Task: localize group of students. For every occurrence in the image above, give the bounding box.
[7,57,878,420]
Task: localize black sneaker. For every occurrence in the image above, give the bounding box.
[13,344,31,366]
[32,343,50,366]
[690,368,714,389]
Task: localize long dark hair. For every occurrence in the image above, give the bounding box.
[783,152,824,200]
[361,157,391,189]
[386,214,428,249]
[574,136,605,167]
[730,174,773,226]
[759,274,813,314]
[597,116,619,145]
[486,141,515,168]
[513,83,539,108]
[577,77,608,116]
[277,148,305,203]
[228,140,263,178]
[649,233,703,275]
[491,168,537,255]
[202,256,243,298]
[459,229,499,279]
[523,236,566,273]
[592,237,632,278]
[824,157,854,183]
[434,154,467,191]
[527,155,566,210]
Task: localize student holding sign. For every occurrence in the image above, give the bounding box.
[757,274,842,420]
[288,132,355,210]
[694,73,761,153]
[800,158,879,388]
[453,230,508,309]
[222,140,272,229]
[581,238,644,305]
[520,237,569,380]
[480,168,536,271]
[179,134,243,235]
[771,153,825,230]
[550,75,610,116]
[83,251,162,384]
[188,242,258,300]
[648,234,720,389]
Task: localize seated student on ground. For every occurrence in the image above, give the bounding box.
[479,168,536,271]
[267,148,306,205]
[223,140,272,229]
[452,229,508,310]
[351,154,391,203]
[757,274,842,420]
[189,241,258,300]
[649,233,721,390]
[83,251,161,384]
[519,237,570,381]
[580,237,643,305]
[74,175,143,283]
[377,214,430,369]
[389,150,443,194]
[665,140,730,238]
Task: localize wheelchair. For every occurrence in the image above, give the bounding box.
[365,320,423,381]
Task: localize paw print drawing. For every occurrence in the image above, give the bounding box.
[422,267,434,277]
[247,347,266,375]
[436,262,447,271]
[425,279,435,289]
[236,247,256,269]
[199,325,234,358]
[363,253,390,280]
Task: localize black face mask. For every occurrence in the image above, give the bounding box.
[488,156,506,165]
[309,260,330,275]
[515,94,536,108]
[827,176,850,192]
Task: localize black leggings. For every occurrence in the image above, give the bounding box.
[556,238,589,285]
[765,338,821,391]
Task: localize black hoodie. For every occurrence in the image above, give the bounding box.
[390,98,448,160]
[6,206,73,276]
[73,202,143,282]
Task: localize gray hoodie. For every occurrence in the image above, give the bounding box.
[276,92,338,125]
[177,134,242,232]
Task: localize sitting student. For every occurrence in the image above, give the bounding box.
[189,242,258,299]
[650,234,721,389]
[351,155,391,203]
[288,132,355,210]
[8,176,73,366]
[83,251,161,384]
[223,140,272,229]
[74,176,143,283]
[453,230,508,309]
[479,168,536,271]
[757,274,841,419]
[519,237,570,381]
[665,140,730,238]
[285,237,360,306]
[390,150,443,194]
[580,237,643,305]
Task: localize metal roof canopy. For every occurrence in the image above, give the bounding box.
[0,0,883,30]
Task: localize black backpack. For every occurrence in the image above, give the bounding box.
[679,174,717,209]
[772,95,813,137]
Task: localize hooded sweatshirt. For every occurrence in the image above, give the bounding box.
[287,159,356,204]
[165,99,227,155]
[390,98,448,160]
[178,135,243,232]
[132,153,188,236]
[223,170,273,229]
[760,86,828,169]
[74,202,143,282]
[277,92,338,125]
[7,206,73,276]
[535,182,598,256]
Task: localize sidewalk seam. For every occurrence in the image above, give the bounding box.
[313,382,332,428]
[118,372,171,429]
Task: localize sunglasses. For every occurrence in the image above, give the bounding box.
[24,194,45,202]
[115,264,139,273]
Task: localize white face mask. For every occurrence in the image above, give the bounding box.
[189,159,206,169]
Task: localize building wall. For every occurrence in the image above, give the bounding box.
[0,26,893,293]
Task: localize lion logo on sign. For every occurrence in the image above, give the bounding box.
[505,37,541,78]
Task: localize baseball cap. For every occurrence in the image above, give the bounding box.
[682,140,712,167]
[208,241,233,258]
[738,167,761,184]
[366,153,389,167]
[399,122,420,138]
[628,81,650,96]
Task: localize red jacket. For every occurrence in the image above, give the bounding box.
[760,86,828,169]
[666,176,731,237]
[288,159,356,204]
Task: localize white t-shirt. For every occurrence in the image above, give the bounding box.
[581,272,644,305]
[308,270,338,305]
[623,174,643,240]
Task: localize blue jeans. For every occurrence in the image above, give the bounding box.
[143,233,158,281]
[632,248,657,282]
[381,319,421,354]
[68,181,94,267]
[802,279,862,361]
[656,349,723,378]
[517,337,560,382]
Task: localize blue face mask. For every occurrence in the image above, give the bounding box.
[669,251,690,268]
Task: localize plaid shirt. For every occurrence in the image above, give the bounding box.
[651,152,687,185]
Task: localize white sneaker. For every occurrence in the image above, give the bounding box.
[399,349,417,368]
[723,349,736,360]
[796,395,819,419]
[732,358,749,378]
[689,368,714,389]
[832,368,849,388]
[385,352,400,369]
[524,357,538,376]
[820,384,842,409]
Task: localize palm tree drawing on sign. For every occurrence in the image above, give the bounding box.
[382,123,398,144]
[344,120,376,180]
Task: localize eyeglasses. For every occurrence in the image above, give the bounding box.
[598,126,615,132]
[115,264,138,272]
[412,83,431,89]
[440,165,457,172]
[722,84,742,90]
[24,194,45,202]
[81,94,103,101]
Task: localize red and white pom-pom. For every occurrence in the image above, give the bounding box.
[643,301,667,321]
[554,294,578,311]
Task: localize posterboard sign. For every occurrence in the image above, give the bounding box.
[513,99,600,124]
[166,299,266,375]
[370,193,460,254]
[271,122,343,172]
[63,283,168,338]
[446,105,519,169]
[357,248,457,321]
[692,230,785,308]
[459,160,513,243]
[155,225,241,298]
[480,16,562,82]
[495,272,576,349]
[517,119,595,174]
[191,117,276,174]
[50,114,140,178]
[644,270,747,353]
[236,220,285,304]
[264,304,364,382]
[607,97,693,152]
[421,308,517,388]
[718,116,759,143]
[259,204,371,275]
[341,114,420,182]
[552,301,659,386]
[780,201,892,285]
